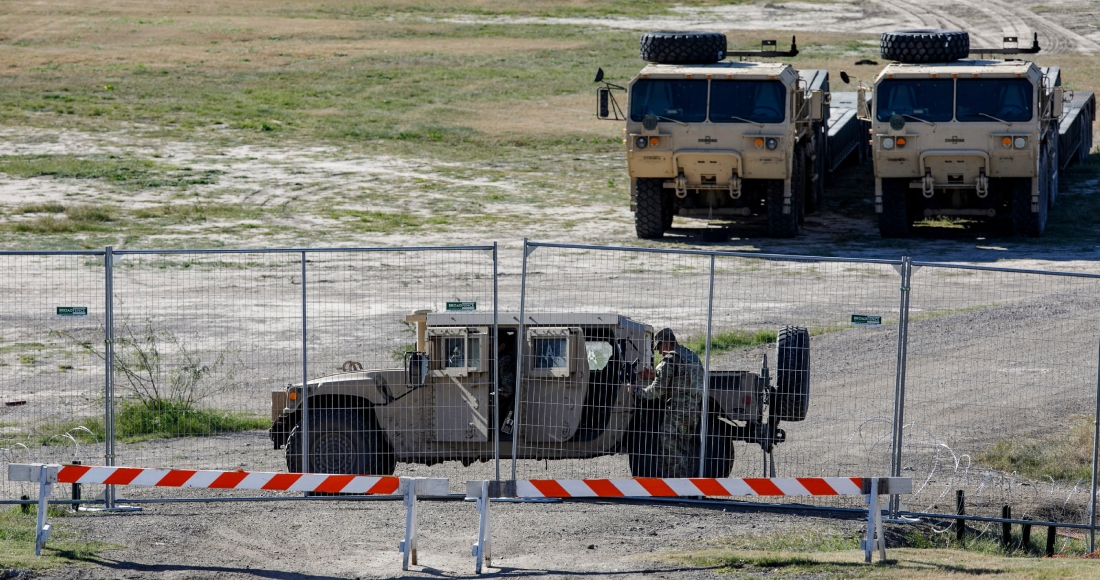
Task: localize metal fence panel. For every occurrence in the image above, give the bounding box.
[903,264,1100,527]
[0,253,106,502]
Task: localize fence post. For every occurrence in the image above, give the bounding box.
[492,242,500,482]
[104,246,116,509]
[300,251,309,473]
[1090,327,1100,553]
[511,239,531,482]
[888,256,913,517]
[697,254,716,477]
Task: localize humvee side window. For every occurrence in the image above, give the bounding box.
[585,341,613,371]
[533,338,568,369]
[444,336,481,370]
[427,327,487,376]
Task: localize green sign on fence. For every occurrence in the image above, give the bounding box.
[446,301,477,312]
[851,314,882,326]
[56,306,88,318]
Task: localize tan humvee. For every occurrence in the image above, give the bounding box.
[269,310,810,478]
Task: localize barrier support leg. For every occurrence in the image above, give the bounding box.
[35,466,54,556]
[861,478,887,563]
[399,477,418,570]
[472,481,492,574]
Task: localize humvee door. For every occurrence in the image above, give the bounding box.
[427,326,491,442]
[522,327,590,442]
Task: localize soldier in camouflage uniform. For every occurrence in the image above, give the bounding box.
[636,328,704,478]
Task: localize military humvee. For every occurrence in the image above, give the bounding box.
[848,30,1095,237]
[270,310,810,478]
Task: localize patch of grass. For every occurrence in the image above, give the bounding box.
[978,415,1094,481]
[41,400,268,444]
[391,343,416,361]
[0,506,111,570]
[0,155,221,189]
[684,329,777,356]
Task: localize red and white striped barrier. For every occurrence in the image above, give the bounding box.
[9,463,446,570]
[55,464,401,495]
[466,476,911,572]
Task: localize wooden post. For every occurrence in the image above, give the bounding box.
[1046,526,1057,557]
[955,489,965,542]
[1021,517,1032,552]
[1001,505,1012,549]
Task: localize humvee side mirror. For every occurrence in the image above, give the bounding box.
[597,88,611,119]
[1051,86,1064,119]
[840,70,851,85]
[809,90,824,122]
[594,67,604,83]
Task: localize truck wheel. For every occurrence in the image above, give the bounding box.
[285,409,395,475]
[662,193,675,230]
[806,131,825,214]
[640,31,727,65]
[1049,141,1059,209]
[635,177,667,239]
[1012,175,1047,237]
[700,409,734,478]
[880,30,969,64]
[766,171,802,238]
[628,403,665,477]
[878,178,911,238]
[773,325,810,422]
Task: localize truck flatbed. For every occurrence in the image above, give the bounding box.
[826,91,871,173]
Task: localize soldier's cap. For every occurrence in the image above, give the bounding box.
[654,328,677,345]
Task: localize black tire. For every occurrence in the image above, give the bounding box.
[878,178,911,238]
[285,409,395,475]
[880,30,969,64]
[699,409,734,478]
[774,326,810,422]
[662,193,675,230]
[640,31,726,65]
[1049,139,1059,208]
[806,131,825,214]
[1012,175,1047,237]
[635,177,667,239]
[628,402,665,477]
[766,179,799,237]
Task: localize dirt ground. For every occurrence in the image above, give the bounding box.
[4,0,1100,578]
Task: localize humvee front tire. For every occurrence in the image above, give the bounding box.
[773,325,810,422]
[640,31,727,65]
[635,177,667,239]
[628,401,664,477]
[700,409,734,478]
[285,409,395,475]
[880,30,969,64]
[878,178,911,238]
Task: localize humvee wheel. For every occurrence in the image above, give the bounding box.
[628,402,665,477]
[285,409,395,475]
[878,178,911,238]
[880,30,969,64]
[700,409,734,478]
[773,325,810,422]
[635,177,667,239]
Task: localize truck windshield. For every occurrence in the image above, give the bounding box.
[630,79,708,123]
[710,80,786,123]
[956,79,1033,122]
[876,79,953,122]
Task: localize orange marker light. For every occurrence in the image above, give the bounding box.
[896,137,906,147]
[1002,137,1012,147]
[649,136,660,146]
[754,138,764,149]
[288,391,298,401]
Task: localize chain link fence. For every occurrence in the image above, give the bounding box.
[2,242,1099,540]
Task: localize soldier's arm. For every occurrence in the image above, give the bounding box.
[636,359,668,400]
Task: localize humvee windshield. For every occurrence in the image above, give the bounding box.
[630,79,707,122]
[956,78,1033,122]
[876,79,953,122]
[710,80,786,124]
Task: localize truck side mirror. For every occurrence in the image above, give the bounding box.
[597,88,611,119]
[1051,86,1064,119]
[856,87,870,121]
[810,90,824,122]
[840,71,851,85]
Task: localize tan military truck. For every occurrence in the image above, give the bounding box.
[847,30,1095,237]
[595,32,869,238]
[269,310,810,478]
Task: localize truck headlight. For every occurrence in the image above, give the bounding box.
[635,136,648,149]
[765,138,778,151]
[1013,137,1027,149]
[882,137,895,150]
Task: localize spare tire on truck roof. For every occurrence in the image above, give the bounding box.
[640,31,727,64]
[881,29,969,64]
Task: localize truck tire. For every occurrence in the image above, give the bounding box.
[640,31,727,64]
[662,193,675,230]
[880,30,969,64]
[878,178,911,238]
[635,177,667,238]
[285,409,395,476]
[699,409,734,478]
[766,151,803,237]
[807,130,825,214]
[628,402,665,477]
[773,325,810,422]
[1012,175,1047,237]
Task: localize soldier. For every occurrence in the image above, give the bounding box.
[636,327,704,478]
[496,331,517,436]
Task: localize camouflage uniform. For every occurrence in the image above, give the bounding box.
[637,343,704,478]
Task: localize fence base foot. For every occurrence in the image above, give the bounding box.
[861,478,888,563]
[399,477,419,570]
[470,481,492,574]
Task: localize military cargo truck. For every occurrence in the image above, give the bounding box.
[848,30,1095,237]
[269,310,810,478]
[595,32,870,238]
